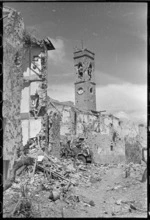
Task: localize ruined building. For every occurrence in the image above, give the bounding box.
[20,33,54,149]
[3,6,55,182]
[3,7,146,184]
[47,47,126,163]
[3,7,25,182]
[48,45,147,164]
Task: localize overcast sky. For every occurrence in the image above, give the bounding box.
[5,2,147,123]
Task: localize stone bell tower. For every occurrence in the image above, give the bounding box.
[73,48,96,111]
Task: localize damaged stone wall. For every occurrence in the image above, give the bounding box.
[48,111,61,158]
[85,132,125,164]
[47,98,146,164]
[125,137,142,164]
[47,100,76,157]
[3,7,55,182]
[81,114,124,164]
[20,27,55,150]
[3,7,25,166]
[21,46,48,146]
[60,106,74,136]
[124,123,147,164]
[47,99,75,136]
[76,111,100,136]
[85,115,146,165]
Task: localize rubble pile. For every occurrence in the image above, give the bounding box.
[3,127,147,218]
[3,136,108,218]
[3,142,147,218]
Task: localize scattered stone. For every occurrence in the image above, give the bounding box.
[111,212,115,216]
[89,200,95,206]
[90,176,102,183]
[114,185,122,190]
[66,164,76,173]
[129,208,132,213]
[52,190,60,201]
[130,204,137,210]
[115,199,122,205]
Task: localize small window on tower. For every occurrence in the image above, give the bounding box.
[90,87,93,93]
[78,62,83,78]
[33,56,39,62]
[32,56,40,69]
[110,145,113,151]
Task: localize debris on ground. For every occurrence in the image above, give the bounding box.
[3,135,147,218]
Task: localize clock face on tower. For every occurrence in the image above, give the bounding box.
[77,87,84,95]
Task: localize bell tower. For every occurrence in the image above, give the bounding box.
[73,48,96,111]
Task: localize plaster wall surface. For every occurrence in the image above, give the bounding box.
[23,48,42,77]
[21,116,42,145]
[112,117,119,129]
[30,49,42,76]
[21,120,29,145]
[30,81,39,95]
[48,103,73,136]
[21,87,29,113]
[30,118,41,138]
[60,108,73,136]
[76,112,98,135]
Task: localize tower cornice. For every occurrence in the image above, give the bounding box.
[74,54,94,60]
[74,81,96,85]
[74,48,95,56]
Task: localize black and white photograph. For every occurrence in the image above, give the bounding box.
[3,1,147,218]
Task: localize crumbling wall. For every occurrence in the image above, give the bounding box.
[3,7,25,166]
[77,114,125,164]
[76,111,100,136]
[85,115,147,165]
[48,111,61,158]
[124,124,147,164]
[125,136,142,164]
[48,101,75,135]
[85,132,125,164]
[20,31,51,151]
[138,124,147,148]
[47,101,76,157]
[60,106,74,136]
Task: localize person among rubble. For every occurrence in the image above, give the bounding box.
[109,123,119,150]
[82,142,90,155]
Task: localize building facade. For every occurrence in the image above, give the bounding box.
[3,6,55,183]
[21,36,55,150]
[3,7,26,182]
